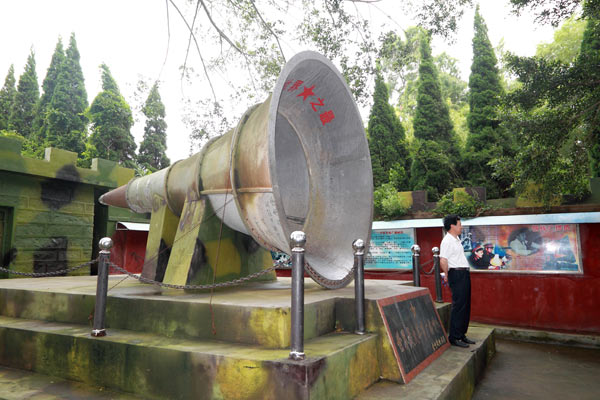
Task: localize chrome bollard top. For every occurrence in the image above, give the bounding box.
[99,237,114,251]
[290,231,306,251]
[352,239,365,255]
[432,246,440,255]
[411,244,421,255]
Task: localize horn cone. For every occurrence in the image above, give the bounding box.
[99,51,373,289]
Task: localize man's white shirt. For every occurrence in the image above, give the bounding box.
[440,233,470,269]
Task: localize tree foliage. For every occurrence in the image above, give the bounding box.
[497,1,600,205]
[165,0,473,150]
[88,64,137,167]
[410,33,461,200]
[368,72,409,189]
[378,27,468,141]
[138,83,170,172]
[463,6,514,198]
[536,14,587,63]
[509,0,583,26]
[0,65,16,132]
[34,38,65,143]
[9,50,39,138]
[413,34,459,146]
[45,34,88,155]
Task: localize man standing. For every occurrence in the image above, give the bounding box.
[439,214,476,348]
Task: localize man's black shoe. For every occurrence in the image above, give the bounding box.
[450,339,470,348]
[462,336,476,345]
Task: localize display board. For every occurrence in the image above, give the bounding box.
[459,223,582,273]
[377,290,449,383]
[365,228,415,270]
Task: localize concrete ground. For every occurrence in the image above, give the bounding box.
[0,366,141,400]
[473,338,600,400]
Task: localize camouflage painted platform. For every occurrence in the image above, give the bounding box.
[0,276,452,399]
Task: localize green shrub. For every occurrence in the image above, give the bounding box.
[374,183,409,219]
[433,190,492,217]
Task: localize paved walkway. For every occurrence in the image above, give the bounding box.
[0,366,139,400]
[473,338,600,400]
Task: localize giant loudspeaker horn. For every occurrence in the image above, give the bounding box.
[100,51,373,288]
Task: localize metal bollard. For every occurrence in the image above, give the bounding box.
[289,231,306,361]
[432,247,443,303]
[353,239,366,335]
[411,244,421,287]
[91,237,112,337]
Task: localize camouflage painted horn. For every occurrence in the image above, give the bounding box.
[99,51,374,288]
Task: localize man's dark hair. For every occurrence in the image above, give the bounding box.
[443,214,461,231]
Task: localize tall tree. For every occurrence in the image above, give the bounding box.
[498,1,600,205]
[410,33,460,199]
[137,83,170,172]
[0,65,16,131]
[368,72,410,189]
[9,50,39,138]
[378,27,468,142]
[536,14,587,63]
[88,64,136,167]
[413,34,458,147]
[463,6,513,198]
[579,4,600,177]
[45,33,88,154]
[34,37,65,142]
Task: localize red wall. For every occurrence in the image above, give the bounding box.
[109,230,147,274]
[369,225,600,334]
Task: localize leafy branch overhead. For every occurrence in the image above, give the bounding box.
[166,0,474,145]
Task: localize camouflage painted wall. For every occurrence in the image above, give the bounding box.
[0,136,135,277]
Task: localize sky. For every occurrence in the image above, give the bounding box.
[0,1,556,163]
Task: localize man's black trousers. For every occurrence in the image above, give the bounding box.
[448,268,471,341]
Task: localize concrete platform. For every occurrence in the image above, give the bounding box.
[0,315,379,399]
[0,275,466,399]
[356,326,495,400]
[0,275,415,348]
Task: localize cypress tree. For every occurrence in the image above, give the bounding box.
[368,72,410,189]
[463,6,512,197]
[412,34,457,147]
[34,38,65,142]
[9,50,39,137]
[88,64,136,167]
[46,33,88,154]
[0,65,16,131]
[410,34,460,199]
[138,83,170,172]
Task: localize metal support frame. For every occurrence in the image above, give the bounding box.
[353,239,366,335]
[91,237,112,337]
[432,246,443,302]
[289,231,306,361]
[411,244,421,287]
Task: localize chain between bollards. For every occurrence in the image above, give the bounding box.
[91,237,112,337]
[353,239,366,335]
[289,231,306,361]
[411,244,421,287]
[432,247,443,303]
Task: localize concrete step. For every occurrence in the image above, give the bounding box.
[0,315,380,400]
[0,275,429,349]
[355,326,495,400]
[0,365,142,400]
